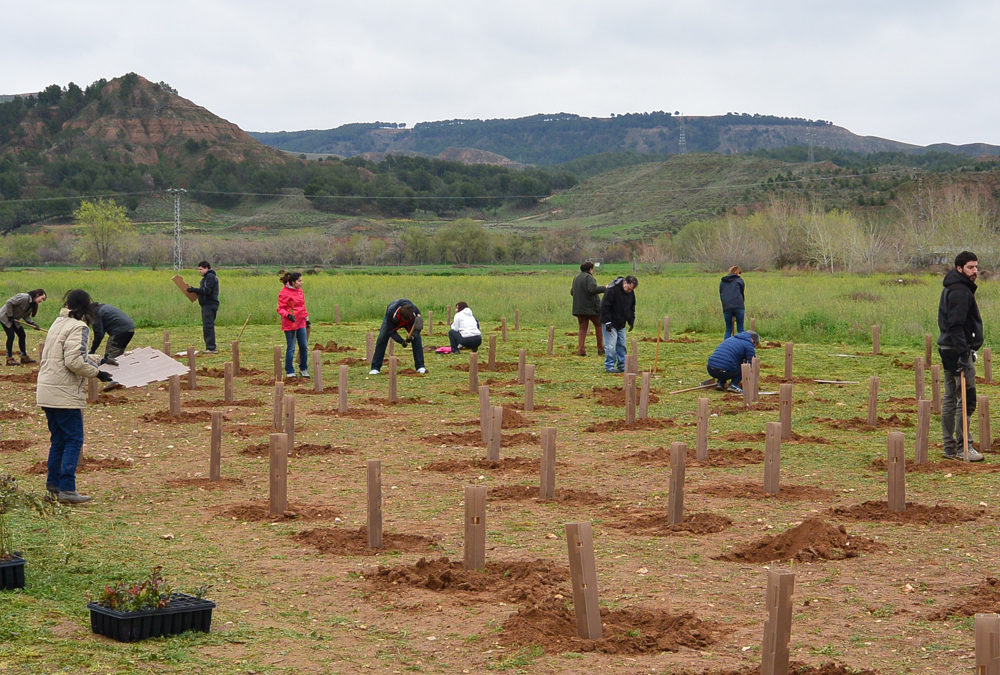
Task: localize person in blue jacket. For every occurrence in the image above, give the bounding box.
[719,265,746,339]
[707,330,760,393]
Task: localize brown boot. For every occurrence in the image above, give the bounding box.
[20,354,35,364]
[5,356,17,366]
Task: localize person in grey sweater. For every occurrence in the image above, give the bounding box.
[89,303,136,363]
[0,289,46,365]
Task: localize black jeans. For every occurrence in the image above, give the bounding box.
[104,331,134,360]
[448,329,482,352]
[201,304,218,351]
[3,322,26,357]
[707,365,742,387]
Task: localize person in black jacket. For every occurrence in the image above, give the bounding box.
[719,265,746,339]
[187,261,220,354]
[369,299,425,375]
[937,251,985,461]
[571,261,606,356]
[599,275,637,373]
[89,303,135,363]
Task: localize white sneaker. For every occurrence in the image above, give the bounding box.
[286,372,297,379]
[299,369,310,378]
[368,369,380,375]
[417,367,426,374]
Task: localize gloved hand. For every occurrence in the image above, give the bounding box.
[972,351,978,362]
[187,286,197,294]
[628,322,634,331]
[286,313,295,322]
[26,320,40,330]
[306,320,311,328]
[96,371,114,382]
[955,353,973,375]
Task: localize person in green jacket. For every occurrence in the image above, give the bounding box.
[570,261,605,356]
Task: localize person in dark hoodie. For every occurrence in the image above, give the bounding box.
[369,299,425,375]
[187,261,220,354]
[719,265,746,339]
[89,303,135,363]
[937,251,985,461]
[599,275,637,373]
[707,331,760,394]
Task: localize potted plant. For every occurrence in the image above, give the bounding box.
[87,567,215,642]
[0,474,57,590]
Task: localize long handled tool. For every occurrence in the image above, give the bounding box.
[13,319,47,333]
[234,314,252,343]
[669,378,717,395]
[961,370,970,461]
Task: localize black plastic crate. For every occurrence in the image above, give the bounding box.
[88,593,215,642]
[0,554,25,590]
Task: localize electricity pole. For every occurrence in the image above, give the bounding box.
[167,188,186,270]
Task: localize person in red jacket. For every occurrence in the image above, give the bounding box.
[277,271,310,378]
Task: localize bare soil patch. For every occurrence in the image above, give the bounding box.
[697,481,837,501]
[423,457,538,473]
[451,361,519,373]
[828,500,984,524]
[184,398,262,407]
[307,408,383,419]
[27,456,132,473]
[487,484,610,506]
[198,366,266,378]
[365,396,433,406]
[622,445,763,468]
[419,430,538,447]
[240,442,355,457]
[335,356,369,366]
[927,577,1000,619]
[813,414,911,430]
[679,663,879,675]
[140,410,217,424]
[720,399,781,413]
[584,418,684,433]
[610,510,732,536]
[165,477,243,489]
[581,385,660,407]
[713,518,884,563]
[0,409,30,420]
[869,456,1000,473]
[0,439,31,452]
[217,501,341,522]
[0,372,36,384]
[719,431,831,445]
[295,527,440,556]
[312,340,354,352]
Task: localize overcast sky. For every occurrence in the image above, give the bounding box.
[5,1,999,146]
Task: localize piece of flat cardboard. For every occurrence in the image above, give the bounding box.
[172,275,198,303]
[100,346,190,388]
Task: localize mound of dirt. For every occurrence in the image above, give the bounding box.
[307,408,383,419]
[622,446,763,468]
[140,410,216,424]
[27,456,132,473]
[869,457,1000,473]
[450,361,519,373]
[94,394,131,405]
[676,662,879,675]
[697,481,837,501]
[927,577,1000,619]
[312,341,354,353]
[335,357,369,366]
[165,477,243,488]
[0,410,31,421]
[365,396,434,406]
[419,430,538,447]
[610,510,732,536]
[229,423,282,438]
[499,596,720,654]
[814,415,912,430]
[0,439,31,453]
[828,500,984,524]
[423,457,538,473]
[583,418,683,433]
[369,556,568,604]
[580,386,660,407]
[295,527,440,556]
[240,442,355,457]
[217,501,341,522]
[720,399,781,414]
[0,372,37,384]
[487,485,610,506]
[713,518,883,563]
[183,398,262,407]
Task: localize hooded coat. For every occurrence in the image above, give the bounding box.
[937,268,983,357]
[707,331,757,372]
[599,278,635,331]
[719,274,745,311]
[36,308,101,409]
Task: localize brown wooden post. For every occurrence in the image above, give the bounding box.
[273,345,282,382]
[931,364,942,414]
[915,399,930,465]
[624,372,636,425]
[741,363,753,407]
[980,395,992,457]
[668,441,686,525]
[387,356,398,403]
[469,351,479,394]
[209,411,222,481]
[338,365,348,413]
[779,383,793,440]
[501,317,508,342]
[986,347,994,385]
[168,375,181,417]
[367,459,382,549]
[487,405,502,461]
[887,431,905,512]
[662,315,670,341]
[524,364,535,412]
[867,376,879,427]
[272,381,284,430]
[446,304,453,326]
[187,347,197,390]
[514,309,520,331]
[639,371,651,419]
[564,522,602,640]
[761,569,795,675]
[463,485,487,571]
[696,397,709,461]
[914,357,925,401]
[750,316,757,332]
[231,341,240,375]
[387,339,394,357]
[975,613,1000,675]
[283,394,296,454]
[163,330,170,353]
[487,334,497,370]
[517,348,526,384]
[547,326,555,356]
[764,421,781,495]
[268,433,288,516]
[784,342,793,380]
[540,427,556,500]
[872,324,880,355]
[426,310,432,336]
[88,376,99,404]
[478,385,490,444]
[313,349,323,392]
[924,334,932,369]
[625,352,638,375]
[751,356,761,403]
[365,331,374,364]
[223,362,234,404]
[334,304,341,324]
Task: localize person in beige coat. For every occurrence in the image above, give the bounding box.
[36,289,113,504]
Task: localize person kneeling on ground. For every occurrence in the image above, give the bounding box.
[36,289,114,505]
[448,302,482,354]
[369,299,425,374]
[706,330,760,394]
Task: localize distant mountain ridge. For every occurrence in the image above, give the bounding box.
[251,112,1000,166]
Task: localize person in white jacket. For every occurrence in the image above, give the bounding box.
[448,302,482,353]
[36,289,113,504]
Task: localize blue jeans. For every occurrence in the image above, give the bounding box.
[724,308,745,339]
[44,407,84,492]
[284,327,308,374]
[602,324,627,372]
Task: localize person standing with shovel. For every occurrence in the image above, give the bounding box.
[937,251,985,461]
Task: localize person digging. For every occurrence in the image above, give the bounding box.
[706,330,760,394]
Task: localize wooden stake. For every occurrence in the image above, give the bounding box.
[867,376,879,427]
[525,364,535,412]
[88,376,99,404]
[741,363,753,407]
[539,427,556,501]
[168,375,181,417]
[668,442,686,525]
[975,613,1000,675]
[662,315,670,341]
[653,322,662,374]
[887,431,906,512]
[187,347,197,390]
[488,334,497,370]
[764,421,781,495]
[501,317,508,342]
[564,522,602,640]
[924,334,932,369]
[365,332,374,363]
[338,365,348,413]
[387,339,394,357]
[367,459,382,549]
[915,399,930,465]
[931,364,942,414]
[514,309,520,331]
[625,352,638,375]
[517,348,526,384]
[313,349,323,392]
[334,303,341,324]
[283,394,295,453]
[463,485,487,570]
[624,372,636,424]
[751,356,761,403]
[426,309,432,336]
[163,330,170,353]
[980,395,991,457]
[872,325,880,355]
[639,372,651,419]
[223,362,234,404]
[696,397,709,461]
[447,304,453,326]
[469,351,479,394]
[750,316,756,332]
[479,385,490,443]
[231,341,240,375]
[547,326,555,356]
[779,383,793,440]
[914,357,925,401]
[784,342,793,380]
[388,356,398,403]
[209,411,222,481]
[272,381,284,430]
[163,340,171,358]
[760,569,795,675]
[273,345,282,382]
[487,405,502,461]
[986,347,994,385]
[268,433,288,516]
